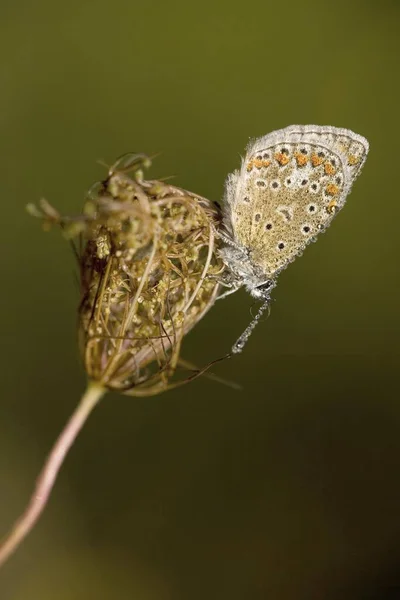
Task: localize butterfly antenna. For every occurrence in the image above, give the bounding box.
[231,300,270,354]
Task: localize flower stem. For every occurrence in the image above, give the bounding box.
[0,381,105,568]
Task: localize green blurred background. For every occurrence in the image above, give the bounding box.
[1,1,399,598]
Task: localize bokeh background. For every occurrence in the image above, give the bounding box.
[1,1,399,598]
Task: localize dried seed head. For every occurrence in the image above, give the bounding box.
[30,153,226,395]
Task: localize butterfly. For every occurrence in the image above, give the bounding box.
[219,125,369,353]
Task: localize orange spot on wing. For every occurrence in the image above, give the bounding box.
[274,152,289,166]
[253,158,263,169]
[262,160,271,168]
[324,162,336,175]
[247,160,254,172]
[348,154,359,165]
[327,199,338,214]
[294,152,308,166]
[311,154,324,167]
[326,184,339,196]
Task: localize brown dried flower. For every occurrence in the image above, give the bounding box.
[0,153,227,569]
[29,153,226,395]
[79,154,225,394]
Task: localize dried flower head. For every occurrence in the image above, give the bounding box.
[28,153,226,395]
[0,152,229,570]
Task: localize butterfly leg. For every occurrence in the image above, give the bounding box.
[216,284,241,300]
[207,270,242,300]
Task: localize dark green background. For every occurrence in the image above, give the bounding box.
[1,1,399,598]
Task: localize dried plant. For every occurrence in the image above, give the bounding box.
[0,153,226,566]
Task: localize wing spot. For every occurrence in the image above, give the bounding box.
[311,154,324,167]
[327,200,338,214]
[294,152,308,166]
[275,152,290,166]
[277,206,293,221]
[324,162,336,175]
[326,184,339,196]
[284,177,293,188]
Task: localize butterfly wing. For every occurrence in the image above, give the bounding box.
[224,125,369,279]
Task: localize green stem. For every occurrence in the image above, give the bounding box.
[0,381,105,568]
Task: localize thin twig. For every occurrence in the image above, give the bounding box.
[0,381,105,567]
[183,225,214,314]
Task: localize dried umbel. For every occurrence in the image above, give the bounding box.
[78,154,225,394]
[0,154,227,568]
[31,153,226,394]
